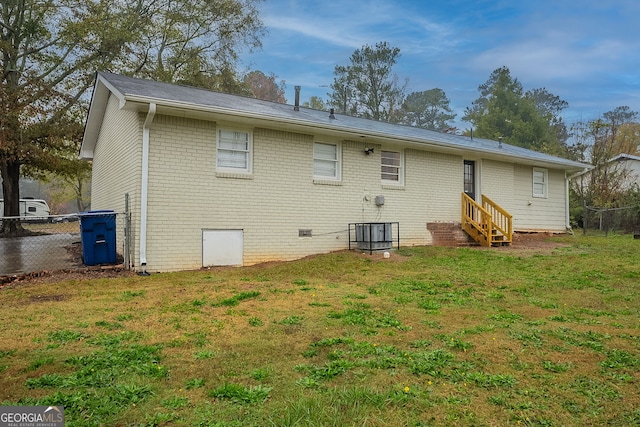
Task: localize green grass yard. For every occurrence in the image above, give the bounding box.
[0,234,638,426]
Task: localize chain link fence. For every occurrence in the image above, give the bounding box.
[581,206,640,236]
[0,212,129,278]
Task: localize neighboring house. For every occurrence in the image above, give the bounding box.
[606,154,640,190]
[81,72,590,272]
[571,153,640,196]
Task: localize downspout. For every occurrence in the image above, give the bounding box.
[139,103,156,273]
[565,171,571,232]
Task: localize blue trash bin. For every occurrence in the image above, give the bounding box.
[79,210,117,265]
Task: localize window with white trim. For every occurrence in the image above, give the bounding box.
[313,142,341,180]
[532,167,548,198]
[381,150,403,185]
[217,129,252,173]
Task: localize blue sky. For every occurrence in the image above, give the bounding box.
[239,0,640,129]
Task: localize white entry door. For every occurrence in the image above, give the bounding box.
[202,229,243,267]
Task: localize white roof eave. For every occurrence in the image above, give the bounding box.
[79,75,128,159]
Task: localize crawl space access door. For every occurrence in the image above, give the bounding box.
[202,229,243,267]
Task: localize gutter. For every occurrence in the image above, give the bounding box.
[139,102,156,272]
[567,167,592,180]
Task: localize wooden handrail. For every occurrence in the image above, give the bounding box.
[462,193,492,247]
[482,195,513,244]
[461,193,513,246]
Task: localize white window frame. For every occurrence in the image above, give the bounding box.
[532,167,548,198]
[381,149,404,186]
[216,129,253,173]
[313,141,341,181]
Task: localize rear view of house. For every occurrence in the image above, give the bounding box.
[81,73,590,272]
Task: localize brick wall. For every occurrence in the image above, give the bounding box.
[134,114,472,271]
[93,107,571,272]
[426,222,475,246]
[91,94,142,262]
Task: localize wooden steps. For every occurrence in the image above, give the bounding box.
[462,193,513,247]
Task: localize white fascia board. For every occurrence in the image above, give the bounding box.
[79,74,128,159]
[97,73,127,109]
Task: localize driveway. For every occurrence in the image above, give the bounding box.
[0,233,82,276]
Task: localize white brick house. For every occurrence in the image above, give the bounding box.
[81,72,590,272]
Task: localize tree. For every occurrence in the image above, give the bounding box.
[302,96,326,110]
[589,107,638,169]
[243,70,286,103]
[328,42,405,121]
[602,106,638,154]
[399,89,456,131]
[42,164,92,214]
[176,65,252,97]
[526,87,570,147]
[48,155,92,213]
[20,109,93,213]
[573,119,627,208]
[611,122,640,155]
[328,65,356,115]
[463,67,567,154]
[569,107,640,229]
[125,0,264,87]
[1,0,264,236]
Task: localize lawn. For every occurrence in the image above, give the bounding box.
[0,234,638,426]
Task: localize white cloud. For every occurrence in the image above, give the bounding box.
[470,38,632,81]
[261,0,459,53]
[247,0,640,123]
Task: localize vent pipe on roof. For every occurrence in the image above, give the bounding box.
[329,108,335,119]
[294,86,301,111]
[498,136,503,148]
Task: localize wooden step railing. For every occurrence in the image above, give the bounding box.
[461,193,512,247]
[481,194,513,245]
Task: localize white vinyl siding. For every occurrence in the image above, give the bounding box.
[532,167,548,198]
[313,142,340,180]
[217,129,252,172]
[381,150,403,185]
[513,165,566,231]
